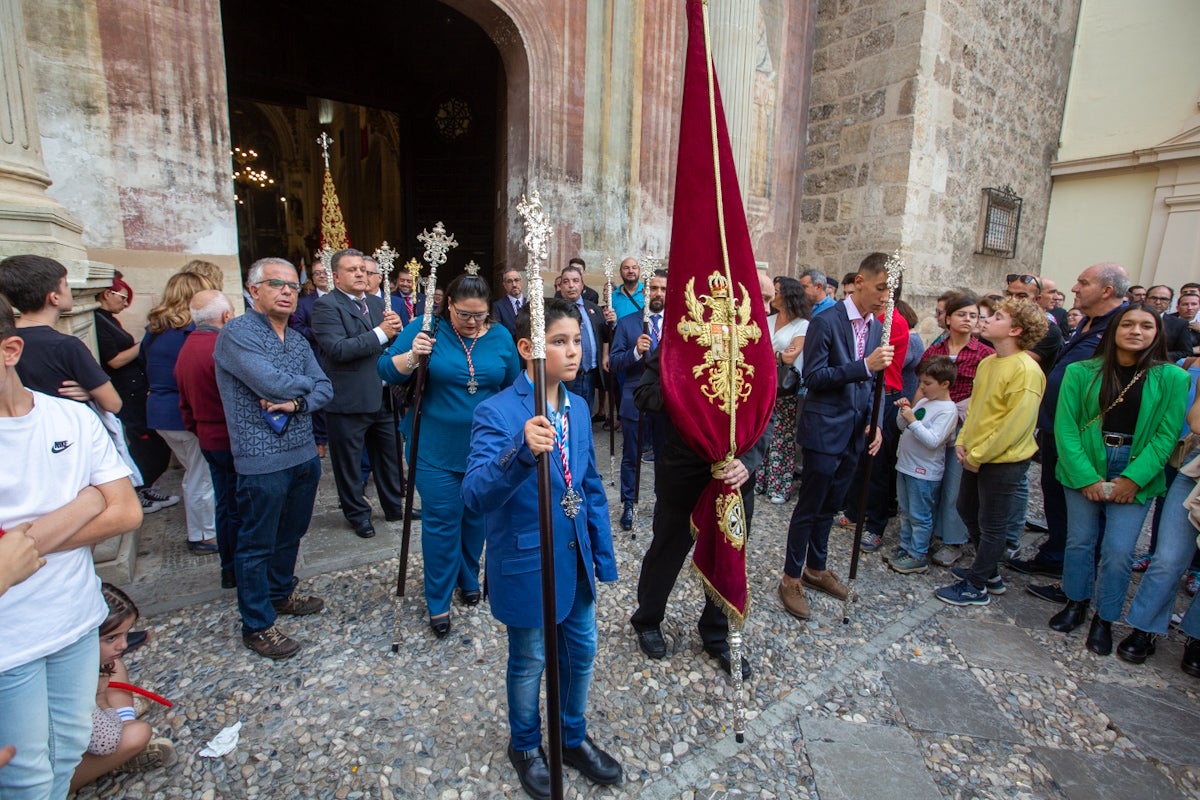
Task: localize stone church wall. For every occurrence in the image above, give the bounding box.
[798,0,1079,309]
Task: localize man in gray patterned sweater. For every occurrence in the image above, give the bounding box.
[215,257,333,660]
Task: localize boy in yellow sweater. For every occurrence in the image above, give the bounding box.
[936,297,1048,606]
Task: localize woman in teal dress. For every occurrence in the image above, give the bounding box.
[379,274,520,637]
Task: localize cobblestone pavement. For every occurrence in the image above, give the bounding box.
[79,451,1200,799]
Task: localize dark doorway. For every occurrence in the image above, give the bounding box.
[221,0,501,284]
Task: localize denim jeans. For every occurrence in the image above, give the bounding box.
[506,565,596,751]
[1126,457,1198,633]
[565,369,596,415]
[414,461,484,617]
[234,457,322,633]
[897,471,940,558]
[0,632,98,799]
[934,441,969,546]
[1061,444,1152,621]
[1036,428,1068,563]
[203,448,241,573]
[957,459,1031,588]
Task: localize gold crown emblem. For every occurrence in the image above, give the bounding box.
[707,272,729,298]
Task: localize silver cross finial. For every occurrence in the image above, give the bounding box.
[316,132,333,171]
[417,222,458,268]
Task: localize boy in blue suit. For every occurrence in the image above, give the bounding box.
[779,252,895,621]
[463,298,621,800]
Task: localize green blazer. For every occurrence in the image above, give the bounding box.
[1054,359,1189,504]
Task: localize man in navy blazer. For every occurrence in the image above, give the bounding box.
[779,253,895,622]
[491,267,525,338]
[608,269,667,529]
[390,268,426,327]
[290,261,331,351]
[312,249,405,539]
[559,264,615,413]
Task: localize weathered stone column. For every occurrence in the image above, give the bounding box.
[708,0,757,201]
[0,0,109,337]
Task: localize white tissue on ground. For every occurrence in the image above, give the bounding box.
[199,721,243,758]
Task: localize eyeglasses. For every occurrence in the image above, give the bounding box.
[107,290,130,303]
[256,279,300,292]
[503,277,522,284]
[452,308,488,322]
[1006,274,1042,293]
[1147,294,1172,303]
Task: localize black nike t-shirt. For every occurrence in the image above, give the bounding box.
[14,325,111,397]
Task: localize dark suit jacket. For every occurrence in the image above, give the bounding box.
[797,300,884,455]
[1164,313,1196,363]
[609,312,652,419]
[569,297,611,372]
[492,295,523,337]
[311,291,390,414]
[391,292,426,327]
[290,290,326,351]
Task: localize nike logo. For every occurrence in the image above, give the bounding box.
[51,440,72,454]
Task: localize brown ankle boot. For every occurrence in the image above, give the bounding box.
[802,567,849,601]
[778,576,811,620]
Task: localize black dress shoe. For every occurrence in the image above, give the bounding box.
[353,521,376,539]
[705,647,752,680]
[1049,599,1090,633]
[1086,614,1112,656]
[1182,637,1200,677]
[430,615,451,639]
[634,627,666,659]
[187,539,218,554]
[562,736,622,785]
[221,567,237,589]
[1116,629,1157,664]
[620,502,634,531]
[459,588,481,606]
[1006,554,1063,578]
[507,743,550,800]
[123,630,149,655]
[1027,583,1068,604]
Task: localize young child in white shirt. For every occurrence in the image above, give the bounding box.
[887,355,959,573]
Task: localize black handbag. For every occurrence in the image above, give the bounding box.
[776,353,801,397]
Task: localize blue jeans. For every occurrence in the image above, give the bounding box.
[203,448,241,573]
[1061,444,1152,621]
[934,441,968,545]
[234,457,322,633]
[415,461,484,617]
[565,369,596,415]
[506,566,596,751]
[897,471,940,558]
[0,632,98,799]
[957,459,1031,588]
[1127,458,1198,634]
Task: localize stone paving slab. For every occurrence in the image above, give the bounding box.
[1034,746,1184,800]
[944,618,1061,676]
[802,717,942,800]
[1081,681,1200,765]
[885,661,1020,742]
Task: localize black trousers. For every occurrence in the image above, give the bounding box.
[630,471,756,652]
[327,404,405,526]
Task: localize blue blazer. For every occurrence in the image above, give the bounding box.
[462,376,618,628]
[492,295,522,337]
[289,290,323,351]
[797,300,884,455]
[608,313,653,420]
[392,292,426,327]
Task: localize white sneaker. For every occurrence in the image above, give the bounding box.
[139,494,163,514]
[140,487,180,508]
[769,494,788,504]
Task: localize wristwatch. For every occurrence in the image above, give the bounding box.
[292,396,307,414]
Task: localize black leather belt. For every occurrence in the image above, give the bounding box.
[1102,432,1133,447]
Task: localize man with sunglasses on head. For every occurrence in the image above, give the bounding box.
[1004,273,1063,374]
[214,257,333,660]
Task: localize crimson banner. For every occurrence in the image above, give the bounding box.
[659,0,777,623]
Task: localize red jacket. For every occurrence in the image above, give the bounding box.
[877,307,909,393]
[174,328,230,451]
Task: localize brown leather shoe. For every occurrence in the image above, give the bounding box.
[272,593,325,616]
[242,625,301,660]
[802,567,849,601]
[778,576,810,620]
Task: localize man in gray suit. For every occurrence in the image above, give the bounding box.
[312,248,405,538]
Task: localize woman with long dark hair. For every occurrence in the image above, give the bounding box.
[1048,303,1188,656]
[762,277,812,504]
[919,293,994,567]
[379,273,520,637]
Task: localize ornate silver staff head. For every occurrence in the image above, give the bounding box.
[316,247,334,274]
[602,257,616,307]
[373,241,398,313]
[641,257,660,325]
[316,132,333,171]
[517,191,553,360]
[417,222,458,330]
[881,250,905,344]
